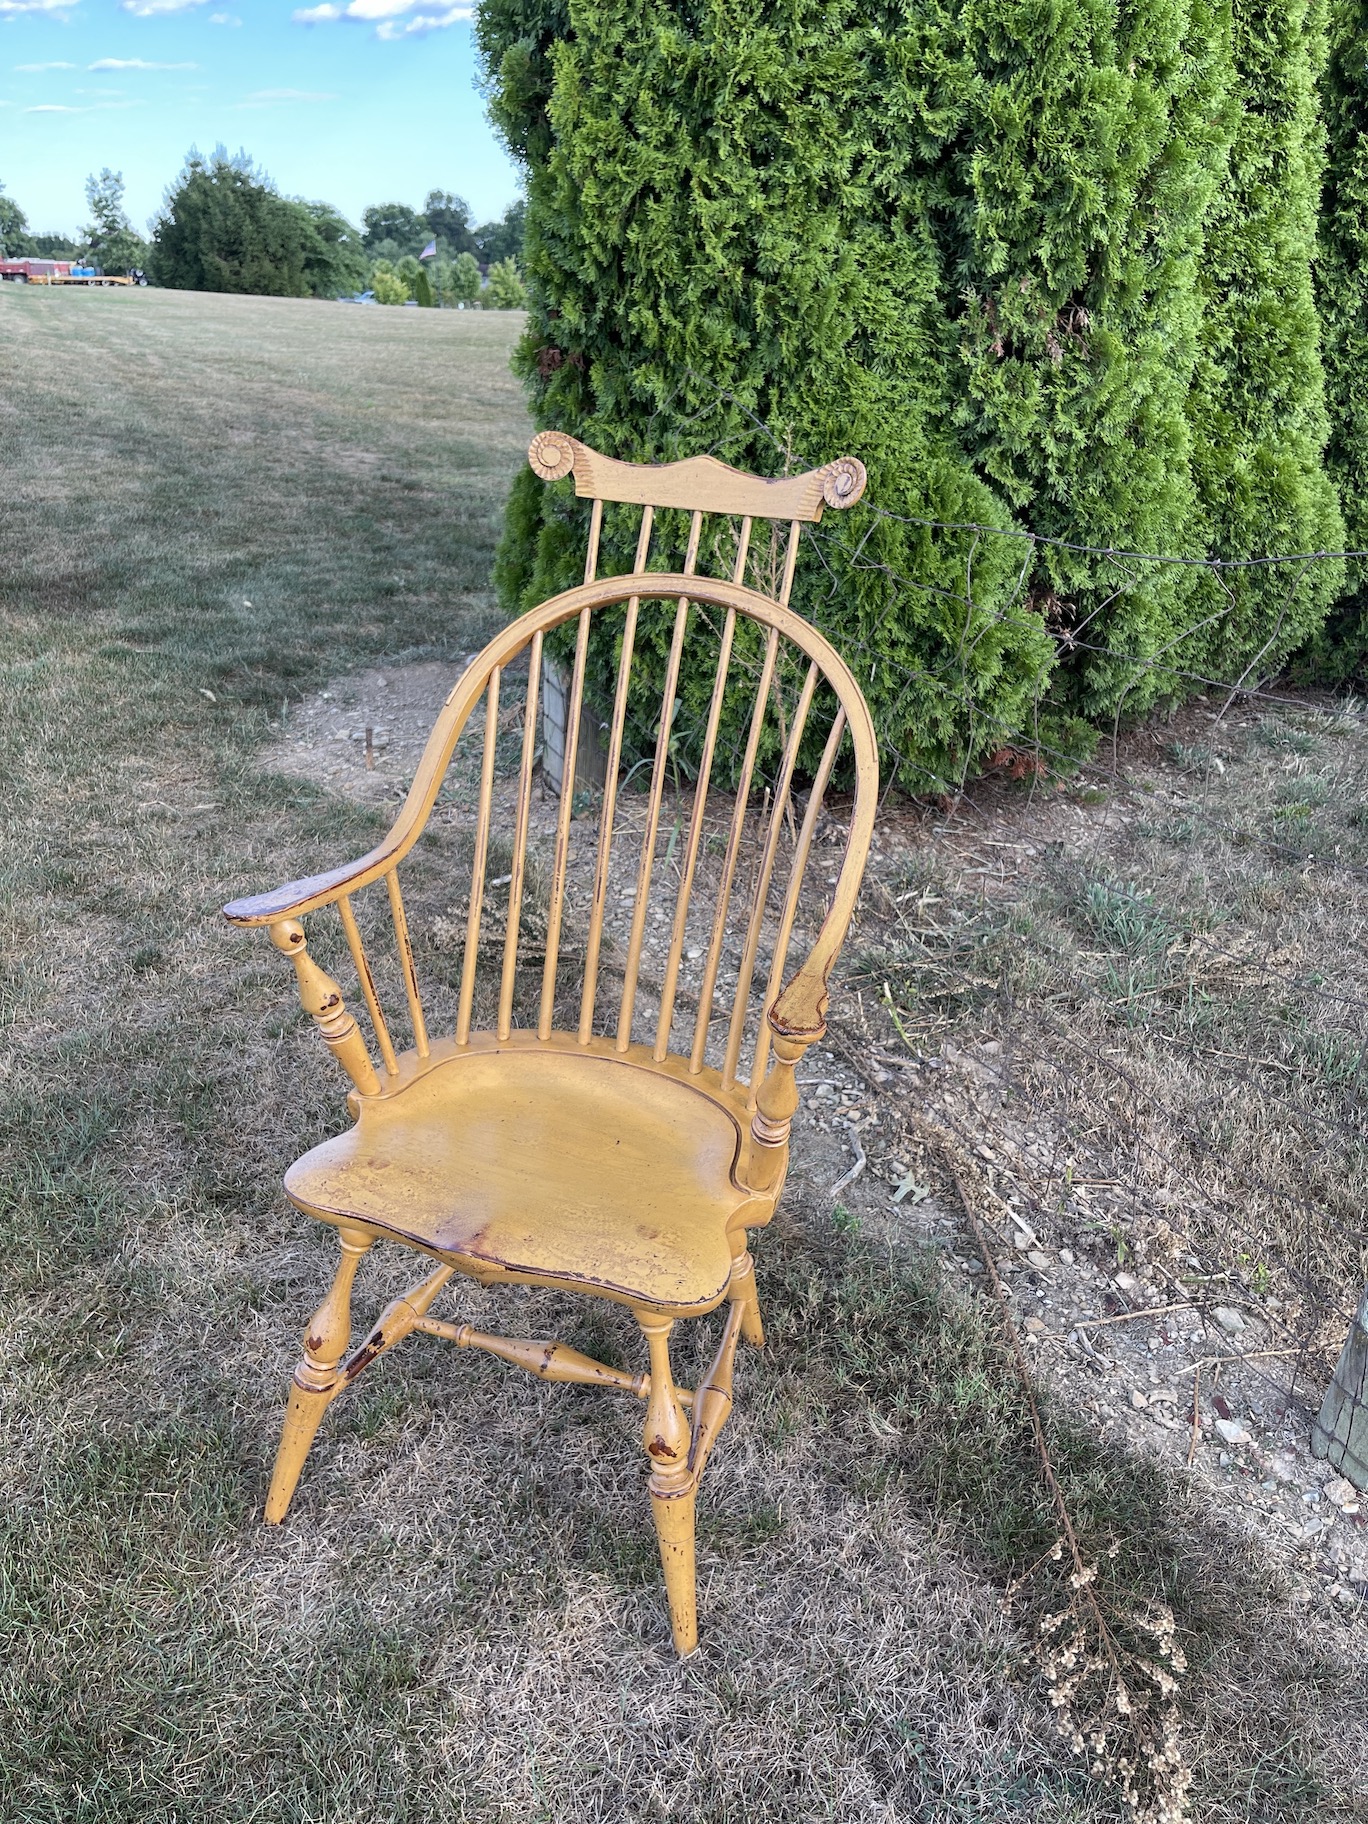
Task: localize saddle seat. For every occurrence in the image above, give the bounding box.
[284,1037,758,1315]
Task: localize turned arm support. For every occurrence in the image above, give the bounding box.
[268,917,380,1097]
[746,968,829,1196]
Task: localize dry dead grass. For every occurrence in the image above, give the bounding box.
[2,286,1365,1822]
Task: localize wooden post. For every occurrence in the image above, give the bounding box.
[1311,1285,1368,1489]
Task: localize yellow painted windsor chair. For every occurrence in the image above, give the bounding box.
[224,431,878,1655]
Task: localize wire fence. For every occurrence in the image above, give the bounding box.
[614,375,1368,1496]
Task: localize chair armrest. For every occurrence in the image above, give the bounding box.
[222,842,393,926]
[766,968,829,1045]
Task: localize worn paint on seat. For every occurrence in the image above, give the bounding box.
[286,1044,744,1311]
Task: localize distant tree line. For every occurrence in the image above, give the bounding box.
[0,152,527,310]
[1,169,150,273]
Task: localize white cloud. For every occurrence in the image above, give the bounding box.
[208,8,241,19]
[376,7,470,36]
[119,0,207,14]
[293,0,472,32]
[240,87,338,105]
[0,0,71,16]
[23,99,144,113]
[14,60,77,70]
[88,58,199,70]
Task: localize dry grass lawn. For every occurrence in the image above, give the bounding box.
[2,285,1365,1823]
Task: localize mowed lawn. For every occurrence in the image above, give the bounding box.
[0,287,1358,1824]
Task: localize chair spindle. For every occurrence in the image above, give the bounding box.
[457,667,501,1048]
[498,631,543,1042]
[747,705,846,1100]
[688,624,780,1074]
[385,868,429,1058]
[722,661,819,1088]
[653,606,737,1062]
[584,496,603,585]
[539,605,593,1041]
[616,513,701,1050]
[578,505,653,1044]
[653,514,759,1057]
[777,520,802,609]
[337,893,399,1078]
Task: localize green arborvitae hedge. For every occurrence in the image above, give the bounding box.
[1185,0,1345,687]
[478,0,1349,779]
[938,0,1237,722]
[480,1,1063,790]
[1307,0,1368,679]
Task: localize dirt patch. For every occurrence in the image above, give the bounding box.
[265,659,475,804]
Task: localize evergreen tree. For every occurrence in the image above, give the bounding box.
[1307,0,1368,677]
[413,265,436,307]
[479,1,1351,767]
[938,0,1238,719]
[150,149,320,297]
[477,1,1214,779]
[1184,0,1345,686]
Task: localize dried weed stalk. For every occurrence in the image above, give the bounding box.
[921,1116,1193,1824]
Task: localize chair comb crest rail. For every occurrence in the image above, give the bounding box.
[224,432,878,1657]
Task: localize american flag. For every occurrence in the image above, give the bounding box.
[419,239,437,260]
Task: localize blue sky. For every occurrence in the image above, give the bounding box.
[0,0,521,237]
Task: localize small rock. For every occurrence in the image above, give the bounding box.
[1026,1251,1052,1272]
[1218,1450,1232,1467]
[1059,1248,1075,1266]
[1214,1418,1252,1447]
[1268,1453,1299,1484]
[1213,1305,1246,1336]
[1024,1318,1047,1336]
[1324,1476,1360,1511]
[1114,1271,1140,1294]
[1130,1389,1149,1410]
[1149,1388,1180,1408]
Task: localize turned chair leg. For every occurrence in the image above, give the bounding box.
[637,1315,698,1656]
[728,1246,764,1348]
[265,1226,373,1524]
